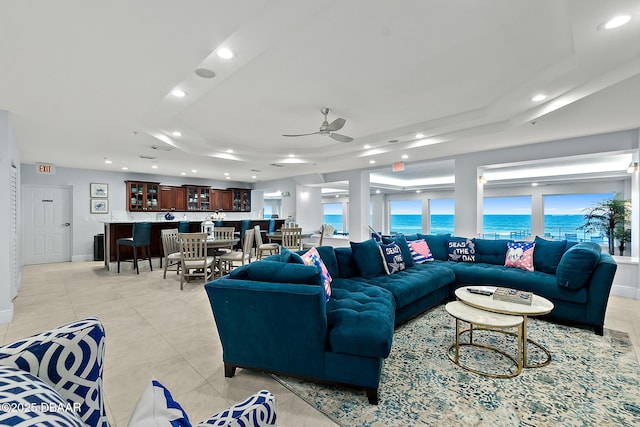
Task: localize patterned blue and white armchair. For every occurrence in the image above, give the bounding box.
[0,318,277,427]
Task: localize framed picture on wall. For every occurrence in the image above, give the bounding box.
[90,183,108,198]
[91,198,109,214]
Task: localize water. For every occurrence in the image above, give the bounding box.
[325,214,600,240]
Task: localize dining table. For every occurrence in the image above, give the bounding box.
[206,237,239,278]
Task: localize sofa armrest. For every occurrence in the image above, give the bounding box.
[584,253,618,330]
[196,390,276,426]
[205,278,328,376]
[0,317,108,427]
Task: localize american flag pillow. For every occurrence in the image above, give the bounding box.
[408,239,434,263]
[505,241,535,271]
[301,247,332,301]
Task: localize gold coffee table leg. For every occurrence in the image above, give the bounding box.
[522,316,552,368]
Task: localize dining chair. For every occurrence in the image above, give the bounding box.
[117,222,152,274]
[213,227,236,254]
[281,227,303,251]
[178,232,214,290]
[219,229,254,274]
[254,225,279,259]
[161,228,181,279]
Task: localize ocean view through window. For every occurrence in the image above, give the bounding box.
[323,203,344,234]
[430,199,455,234]
[544,193,613,241]
[482,196,532,239]
[389,200,422,234]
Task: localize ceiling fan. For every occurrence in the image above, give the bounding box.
[283,108,354,142]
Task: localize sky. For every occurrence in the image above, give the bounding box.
[324,193,615,216]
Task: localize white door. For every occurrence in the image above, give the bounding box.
[22,185,72,264]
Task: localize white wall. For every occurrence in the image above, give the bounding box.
[1,111,20,323]
[20,165,251,262]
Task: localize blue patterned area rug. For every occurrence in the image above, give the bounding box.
[273,305,640,426]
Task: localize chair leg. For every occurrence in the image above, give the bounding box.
[133,247,139,274]
[117,244,121,273]
[163,258,168,279]
[147,246,153,271]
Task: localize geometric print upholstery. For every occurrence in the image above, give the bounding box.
[0,364,85,426]
[196,390,277,427]
[0,317,108,427]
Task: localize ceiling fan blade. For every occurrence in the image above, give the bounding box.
[326,117,346,132]
[330,133,354,143]
[282,132,321,137]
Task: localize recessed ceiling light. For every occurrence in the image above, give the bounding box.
[603,15,631,29]
[226,149,234,153]
[191,169,197,173]
[335,195,339,198]
[171,89,186,98]
[251,175,257,179]
[532,182,539,187]
[172,131,182,137]
[181,172,186,176]
[104,159,112,164]
[226,176,231,180]
[216,47,236,59]
[224,172,229,176]
[289,154,295,157]
[369,160,376,164]
[364,144,371,149]
[151,164,158,169]
[401,154,408,159]
[121,166,128,170]
[375,189,381,194]
[531,94,547,102]
[416,190,422,193]
[195,68,216,79]
[415,133,425,139]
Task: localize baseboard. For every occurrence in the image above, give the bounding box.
[72,254,95,262]
[610,284,638,299]
[0,304,14,324]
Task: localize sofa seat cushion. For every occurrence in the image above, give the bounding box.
[334,263,454,309]
[326,286,395,358]
[449,262,588,304]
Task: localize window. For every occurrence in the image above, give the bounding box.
[323,203,344,234]
[430,199,454,234]
[544,193,614,241]
[483,196,532,239]
[389,200,422,234]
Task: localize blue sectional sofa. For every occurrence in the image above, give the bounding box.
[205,234,617,403]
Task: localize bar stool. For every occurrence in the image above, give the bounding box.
[117,222,153,274]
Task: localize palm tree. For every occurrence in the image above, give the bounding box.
[579,194,630,255]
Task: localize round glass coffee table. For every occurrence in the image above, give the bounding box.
[455,285,554,369]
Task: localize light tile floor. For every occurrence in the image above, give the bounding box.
[2,261,639,426]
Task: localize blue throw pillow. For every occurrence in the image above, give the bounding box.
[418,233,451,261]
[533,236,567,274]
[447,238,476,262]
[382,235,414,267]
[350,239,385,277]
[279,247,304,264]
[556,242,601,290]
[379,242,406,274]
[335,247,358,278]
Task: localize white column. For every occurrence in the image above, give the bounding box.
[630,150,639,258]
[347,171,370,241]
[422,197,430,233]
[454,159,482,237]
[370,193,384,234]
[531,189,544,238]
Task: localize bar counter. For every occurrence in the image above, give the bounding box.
[103,219,284,269]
